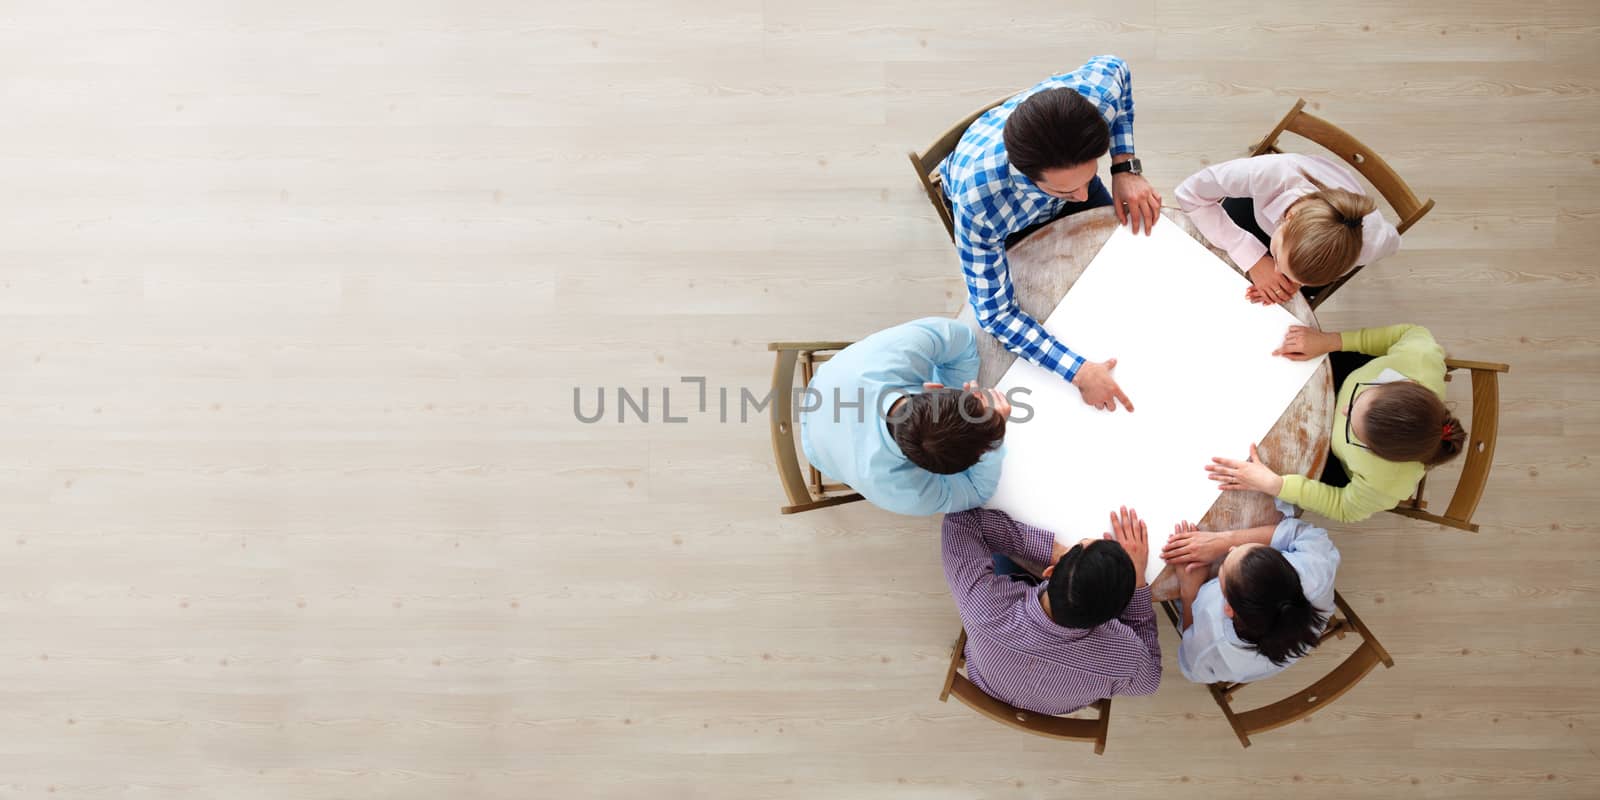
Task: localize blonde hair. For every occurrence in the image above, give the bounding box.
[1279,172,1378,286]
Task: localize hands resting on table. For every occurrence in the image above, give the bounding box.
[1205,323,1339,498]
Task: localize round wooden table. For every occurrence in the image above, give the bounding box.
[956,207,1334,601]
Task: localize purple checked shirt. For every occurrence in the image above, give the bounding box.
[941,508,1161,715]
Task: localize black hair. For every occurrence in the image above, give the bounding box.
[1222,547,1329,666]
[1002,88,1112,182]
[1045,540,1135,629]
[890,390,1005,475]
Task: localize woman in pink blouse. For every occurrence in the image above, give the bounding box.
[1175,153,1400,306]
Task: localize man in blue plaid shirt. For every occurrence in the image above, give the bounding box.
[940,55,1162,413]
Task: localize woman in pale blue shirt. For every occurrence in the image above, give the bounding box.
[1161,503,1340,684]
[799,317,1008,516]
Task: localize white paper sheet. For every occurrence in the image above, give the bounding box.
[987,221,1324,583]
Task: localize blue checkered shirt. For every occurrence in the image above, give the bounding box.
[939,55,1137,382]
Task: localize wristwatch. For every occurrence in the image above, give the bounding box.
[1109,158,1142,176]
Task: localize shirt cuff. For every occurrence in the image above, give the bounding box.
[1126,585,1155,616]
[1278,474,1305,505]
[1340,330,1359,352]
[1060,354,1086,383]
[1229,239,1269,275]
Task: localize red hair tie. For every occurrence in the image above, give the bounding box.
[1442,422,1455,436]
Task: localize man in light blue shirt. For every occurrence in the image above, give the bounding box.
[1161,502,1340,684]
[799,318,1009,516]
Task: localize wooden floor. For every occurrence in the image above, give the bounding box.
[1,1,1597,797]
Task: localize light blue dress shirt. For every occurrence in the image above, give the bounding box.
[799,318,1005,516]
[1178,504,1341,684]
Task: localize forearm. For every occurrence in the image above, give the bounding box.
[977,306,1085,382]
[1224,524,1277,549]
[967,509,1055,567]
[1279,474,1382,523]
[1341,324,1420,357]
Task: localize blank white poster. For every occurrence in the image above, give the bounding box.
[987,221,1325,583]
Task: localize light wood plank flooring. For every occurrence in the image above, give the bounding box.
[0,1,1596,797]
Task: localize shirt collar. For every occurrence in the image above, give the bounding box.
[1027,582,1090,641]
[1006,164,1052,200]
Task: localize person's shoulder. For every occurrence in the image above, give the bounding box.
[947,127,1011,195]
[1078,54,1129,75]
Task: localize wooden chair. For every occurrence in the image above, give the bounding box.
[1388,357,1510,532]
[767,341,866,515]
[938,629,1112,754]
[907,95,1011,242]
[1249,98,1436,309]
[1159,592,1393,748]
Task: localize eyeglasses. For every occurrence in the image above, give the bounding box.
[1343,382,1380,450]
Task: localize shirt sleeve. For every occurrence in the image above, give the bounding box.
[1086,55,1136,157]
[952,200,1087,382]
[1278,471,1413,524]
[1272,517,1341,611]
[1174,158,1272,271]
[1339,324,1433,358]
[1110,585,1162,696]
[905,317,979,389]
[1177,581,1228,683]
[942,443,1005,512]
[941,508,1057,625]
[1359,211,1402,265]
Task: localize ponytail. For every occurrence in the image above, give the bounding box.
[1280,171,1378,286]
[1433,412,1467,467]
[1224,547,1328,666]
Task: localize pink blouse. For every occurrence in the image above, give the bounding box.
[1174,153,1401,275]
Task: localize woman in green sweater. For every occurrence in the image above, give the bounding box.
[1206,324,1466,523]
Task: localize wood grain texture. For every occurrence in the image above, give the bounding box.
[0,1,1596,798]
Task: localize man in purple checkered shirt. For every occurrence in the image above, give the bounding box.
[940,55,1163,414]
[941,505,1161,715]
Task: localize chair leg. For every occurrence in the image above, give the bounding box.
[780,493,864,515]
[1092,698,1111,755]
[1388,505,1479,533]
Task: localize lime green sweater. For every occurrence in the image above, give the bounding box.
[1277,325,1447,523]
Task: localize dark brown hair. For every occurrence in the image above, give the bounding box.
[1223,547,1328,666]
[1361,381,1465,466]
[1002,88,1111,182]
[890,390,1005,475]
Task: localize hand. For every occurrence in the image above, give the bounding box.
[1176,558,1209,601]
[1272,325,1341,362]
[1206,443,1285,496]
[1161,520,1231,567]
[1246,255,1300,305]
[1071,358,1133,412]
[1104,506,1149,587]
[1111,171,1162,235]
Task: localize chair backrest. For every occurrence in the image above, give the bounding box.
[938,629,1111,753]
[907,95,1012,241]
[1251,98,1435,309]
[1252,98,1434,235]
[767,341,865,515]
[1389,358,1509,532]
[1159,592,1394,748]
